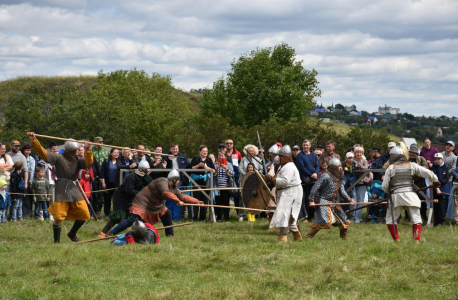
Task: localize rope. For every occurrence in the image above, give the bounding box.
[8,187,118,196]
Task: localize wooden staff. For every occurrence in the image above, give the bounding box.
[76,222,193,244]
[184,203,268,212]
[77,181,98,221]
[32,134,180,158]
[315,199,438,206]
[183,187,242,193]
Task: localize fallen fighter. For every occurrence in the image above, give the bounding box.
[107,169,203,237]
[113,220,160,245]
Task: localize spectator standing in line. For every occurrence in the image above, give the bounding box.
[165,142,191,221]
[351,146,369,223]
[225,139,244,221]
[91,137,108,215]
[214,150,234,222]
[190,145,215,222]
[432,153,452,227]
[420,138,439,169]
[217,144,233,165]
[10,161,26,221]
[318,140,341,165]
[380,142,396,169]
[342,152,357,200]
[0,179,11,223]
[32,166,50,221]
[239,144,264,175]
[7,140,29,190]
[43,142,58,221]
[296,139,319,222]
[21,142,36,218]
[100,148,120,216]
[0,143,14,190]
[292,145,300,166]
[442,141,457,179]
[369,147,384,181]
[446,165,458,225]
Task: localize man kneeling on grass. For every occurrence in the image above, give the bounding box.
[107,169,203,237]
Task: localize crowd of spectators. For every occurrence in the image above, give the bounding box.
[0,136,457,227]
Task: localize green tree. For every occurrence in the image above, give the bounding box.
[199,43,321,127]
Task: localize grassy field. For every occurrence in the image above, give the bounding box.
[1,213,457,300]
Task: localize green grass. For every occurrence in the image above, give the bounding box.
[0,215,457,300]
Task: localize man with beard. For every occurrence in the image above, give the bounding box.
[265,145,303,242]
[306,157,356,240]
[107,170,203,237]
[382,146,439,243]
[27,132,93,243]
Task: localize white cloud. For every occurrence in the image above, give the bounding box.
[0,0,457,116]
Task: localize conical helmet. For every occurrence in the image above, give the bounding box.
[167,169,180,181]
[132,219,147,235]
[328,157,341,167]
[268,144,279,155]
[273,155,280,165]
[278,145,292,157]
[64,139,80,152]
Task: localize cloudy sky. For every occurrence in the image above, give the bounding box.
[0,0,457,116]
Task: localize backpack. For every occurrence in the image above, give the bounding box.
[18,174,26,192]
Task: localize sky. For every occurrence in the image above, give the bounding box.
[0,0,457,116]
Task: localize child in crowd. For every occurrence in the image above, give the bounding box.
[367,188,381,223]
[342,152,357,199]
[32,166,50,220]
[10,161,25,221]
[0,179,11,223]
[318,161,328,178]
[79,169,93,213]
[247,163,255,172]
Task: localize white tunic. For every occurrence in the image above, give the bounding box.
[382,163,438,208]
[269,162,303,229]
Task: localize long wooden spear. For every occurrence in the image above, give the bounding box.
[313,199,438,206]
[182,187,242,193]
[76,222,193,244]
[184,203,268,212]
[32,133,183,158]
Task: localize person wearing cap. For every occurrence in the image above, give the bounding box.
[107,170,203,237]
[316,145,324,152]
[217,143,233,165]
[296,139,319,222]
[441,141,457,179]
[7,140,29,191]
[265,145,303,242]
[382,145,439,243]
[420,138,438,169]
[408,143,429,222]
[292,145,300,165]
[369,147,385,181]
[98,160,153,237]
[432,153,452,227]
[380,142,396,169]
[27,132,93,243]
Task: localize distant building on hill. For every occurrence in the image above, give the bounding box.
[345,105,356,112]
[378,105,400,114]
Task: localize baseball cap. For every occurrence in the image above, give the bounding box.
[292,145,300,150]
[446,140,455,147]
[11,140,20,146]
[434,153,443,159]
[316,144,323,149]
[388,142,396,148]
[276,142,283,148]
[346,152,354,158]
[371,147,381,153]
[218,143,226,148]
[94,137,103,142]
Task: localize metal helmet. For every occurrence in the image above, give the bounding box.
[132,219,147,235]
[278,145,292,157]
[389,146,406,164]
[138,160,150,170]
[273,155,280,165]
[167,169,180,181]
[64,139,80,152]
[328,157,341,168]
[268,144,279,155]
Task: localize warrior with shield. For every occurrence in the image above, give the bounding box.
[107,169,202,237]
[306,157,355,240]
[264,145,303,242]
[382,144,439,243]
[27,132,94,243]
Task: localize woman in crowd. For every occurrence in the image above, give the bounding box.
[100,148,120,216]
[190,145,215,221]
[351,146,369,223]
[0,143,13,190]
[214,150,234,222]
[239,144,264,176]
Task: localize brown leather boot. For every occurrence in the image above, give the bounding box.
[292,231,302,241]
[268,213,273,225]
[305,228,319,238]
[278,234,288,242]
[339,228,348,240]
